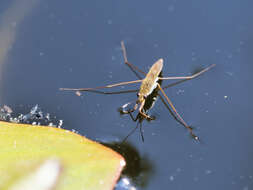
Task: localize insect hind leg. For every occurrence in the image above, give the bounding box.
[121,41,146,79]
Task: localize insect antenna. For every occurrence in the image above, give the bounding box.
[121,120,141,143]
[139,121,144,142]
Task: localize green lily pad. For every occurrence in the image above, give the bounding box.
[0,121,125,190]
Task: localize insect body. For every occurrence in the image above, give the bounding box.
[138,59,163,106]
[139,59,163,99]
[60,41,215,142]
[118,67,163,142]
[140,68,163,114]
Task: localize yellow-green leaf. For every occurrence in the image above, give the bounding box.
[0,121,125,190]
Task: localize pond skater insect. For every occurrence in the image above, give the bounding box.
[60,41,215,142]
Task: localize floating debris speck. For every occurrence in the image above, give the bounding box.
[0,105,63,128]
[58,120,63,128]
[76,91,82,96]
[116,176,136,190]
[3,105,12,113]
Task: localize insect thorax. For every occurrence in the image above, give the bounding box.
[142,71,163,113]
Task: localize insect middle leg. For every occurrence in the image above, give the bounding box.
[60,79,142,92]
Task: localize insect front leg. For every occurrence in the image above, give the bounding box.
[118,101,138,114]
[138,101,155,121]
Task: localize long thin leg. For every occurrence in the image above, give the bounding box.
[157,83,199,140]
[162,79,189,90]
[122,121,140,143]
[162,64,216,89]
[75,89,139,95]
[158,94,186,127]
[121,41,146,79]
[129,112,138,122]
[59,79,142,92]
[159,64,216,80]
[118,102,140,122]
[161,64,215,89]
[139,122,144,142]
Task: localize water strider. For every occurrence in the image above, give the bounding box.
[60,41,215,142]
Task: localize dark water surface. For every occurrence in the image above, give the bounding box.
[1,0,253,189]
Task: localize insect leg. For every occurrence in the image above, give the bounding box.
[158,93,186,126]
[162,79,189,90]
[157,83,199,140]
[121,121,140,143]
[118,101,142,121]
[139,121,144,142]
[121,41,146,79]
[71,89,139,96]
[138,101,154,121]
[118,101,139,114]
[159,64,216,81]
[60,79,142,92]
[129,112,139,122]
